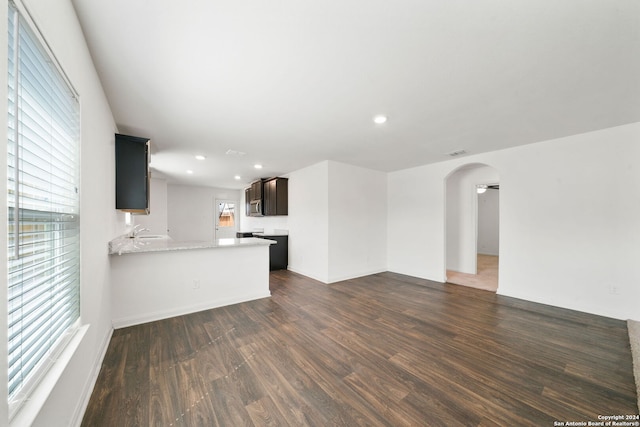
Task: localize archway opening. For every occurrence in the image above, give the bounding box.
[445,163,500,292]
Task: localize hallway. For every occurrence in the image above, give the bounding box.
[446,254,498,292]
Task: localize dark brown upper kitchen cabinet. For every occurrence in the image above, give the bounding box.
[245,188,251,216]
[115,133,150,214]
[263,177,288,216]
[250,180,263,201]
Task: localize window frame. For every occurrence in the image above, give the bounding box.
[6,0,81,419]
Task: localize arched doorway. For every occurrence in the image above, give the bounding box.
[444,163,500,292]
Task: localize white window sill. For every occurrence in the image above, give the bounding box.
[9,324,89,427]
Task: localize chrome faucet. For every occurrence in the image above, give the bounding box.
[128,224,149,238]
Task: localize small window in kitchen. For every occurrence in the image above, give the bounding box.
[7,0,80,418]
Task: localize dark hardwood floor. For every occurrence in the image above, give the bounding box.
[82,271,638,426]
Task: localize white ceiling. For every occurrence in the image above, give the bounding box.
[71,0,640,189]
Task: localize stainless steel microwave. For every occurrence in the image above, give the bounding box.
[249,199,263,216]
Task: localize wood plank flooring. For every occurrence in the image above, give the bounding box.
[82,271,638,426]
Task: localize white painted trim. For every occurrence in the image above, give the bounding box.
[327,268,388,284]
[288,268,405,285]
[112,291,272,329]
[496,288,630,321]
[69,326,114,427]
[286,267,328,284]
[9,325,89,427]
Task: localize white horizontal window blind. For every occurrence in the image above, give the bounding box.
[7,1,80,410]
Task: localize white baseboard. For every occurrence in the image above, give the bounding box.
[70,325,114,427]
[287,267,390,285]
[286,267,328,284]
[327,268,387,284]
[112,291,272,329]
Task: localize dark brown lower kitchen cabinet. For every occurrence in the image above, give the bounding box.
[263,177,288,216]
[254,235,288,270]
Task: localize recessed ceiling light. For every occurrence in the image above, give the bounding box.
[254,164,263,169]
[234,175,241,180]
[195,155,206,160]
[373,115,387,124]
[186,170,194,174]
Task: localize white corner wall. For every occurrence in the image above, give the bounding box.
[166,185,240,241]
[388,122,640,321]
[287,161,330,282]
[1,0,122,425]
[327,161,387,282]
[287,160,387,284]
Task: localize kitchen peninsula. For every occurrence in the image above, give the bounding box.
[109,236,274,328]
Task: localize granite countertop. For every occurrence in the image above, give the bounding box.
[109,235,275,256]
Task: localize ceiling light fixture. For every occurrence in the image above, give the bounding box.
[254,164,263,169]
[373,115,388,124]
[195,155,206,160]
[234,175,241,180]
[186,170,194,175]
[476,184,488,194]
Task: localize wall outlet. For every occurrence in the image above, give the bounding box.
[193,279,200,289]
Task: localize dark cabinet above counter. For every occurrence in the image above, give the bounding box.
[263,177,288,216]
[115,133,150,214]
[246,177,288,216]
[249,180,263,201]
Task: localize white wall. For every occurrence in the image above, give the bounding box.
[327,161,387,282]
[387,164,448,282]
[1,0,123,425]
[111,244,271,328]
[446,165,499,273]
[388,122,640,321]
[167,184,240,241]
[287,160,388,284]
[287,161,330,282]
[133,177,168,235]
[477,188,499,256]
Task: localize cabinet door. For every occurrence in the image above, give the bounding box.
[275,178,288,215]
[251,180,263,200]
[115,133,150,213]
[262,178,288,216]
[264,179,277,215]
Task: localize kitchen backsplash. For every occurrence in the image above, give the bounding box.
[240,212,289,232]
